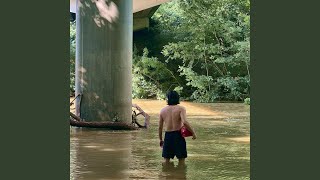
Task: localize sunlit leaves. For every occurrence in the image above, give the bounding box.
[155,0,250,101]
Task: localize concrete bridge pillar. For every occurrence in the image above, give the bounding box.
[75,0,132,123]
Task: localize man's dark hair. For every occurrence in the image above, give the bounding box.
[167,91,180,105]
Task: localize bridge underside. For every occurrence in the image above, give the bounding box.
[70,0,169,31]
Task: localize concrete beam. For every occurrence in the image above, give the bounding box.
[132,0,170,13]
[133,17,149,31]
[70,0,170,13]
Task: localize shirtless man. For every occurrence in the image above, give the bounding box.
[159,91,197,165]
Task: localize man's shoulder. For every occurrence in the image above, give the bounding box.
[177,105,186,110]
[160,106,168,113]
[160,105,185,112]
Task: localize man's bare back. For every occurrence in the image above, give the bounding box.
[159,104,196,139]
[160,105,185,132]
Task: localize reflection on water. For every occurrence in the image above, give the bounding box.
[70,130,132,180]
[70,100,250,179]
[159,162,187,180]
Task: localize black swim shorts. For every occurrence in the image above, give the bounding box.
[162,130,187,159]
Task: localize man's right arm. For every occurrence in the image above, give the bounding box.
[159,113,164,146]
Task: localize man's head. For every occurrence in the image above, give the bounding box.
[167,91,180,105]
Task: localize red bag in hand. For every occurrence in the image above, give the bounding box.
[180,126,193,137]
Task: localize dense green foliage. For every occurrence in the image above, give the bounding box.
[70,0,250,102]
[132,47,174,99]
[70,22,76,95]
[133,0,250,102]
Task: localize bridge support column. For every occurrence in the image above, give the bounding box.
[75,0,132,123]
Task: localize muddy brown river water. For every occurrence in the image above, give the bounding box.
[70,99,250,180]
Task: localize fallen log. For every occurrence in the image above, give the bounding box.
[70,118,138,130]
[69,102,148,130]
[132,114,146,128]
[70,112,81,121]
[132,104,150,128]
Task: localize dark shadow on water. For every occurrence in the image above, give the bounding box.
[160,162,187,180]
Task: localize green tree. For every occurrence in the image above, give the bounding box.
[70,22,76,95]
[154,0,250,102]
[132,47,179,99]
